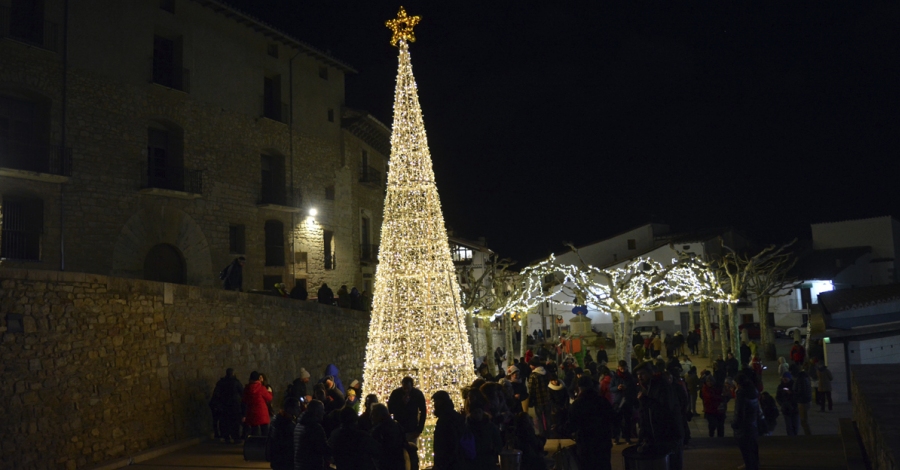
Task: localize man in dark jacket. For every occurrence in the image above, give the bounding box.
[268,397,301,470]
[568,376,614,470]
[387,377,427,441]
[432,391,466,470]
[293,400,330,470]
[732,373,760,470]
[317,283,334,305]
[635,362,684,470]
[370,403,407,470]
[775,372,799,436]
[610,360,636,445]
[328,406,379,469]
[222,257,245,291]
[209,368,243,442]
[792,365,813,436]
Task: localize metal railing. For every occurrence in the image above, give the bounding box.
[0,6,60,52]
[0,138,72,176]
[360,243,379,262]
[150,57,190,92]
[0,230,41,261]
[140,161,203,194]
[359,165,382,186]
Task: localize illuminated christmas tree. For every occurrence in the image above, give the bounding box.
[362,7,476,465]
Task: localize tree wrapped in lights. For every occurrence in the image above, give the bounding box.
[362,8,476,466]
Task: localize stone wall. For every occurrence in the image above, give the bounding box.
[0,268,370,470]
[851,364,900,470]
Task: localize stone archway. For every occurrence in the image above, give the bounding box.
[111,207,213,286]
[143,243,185,284]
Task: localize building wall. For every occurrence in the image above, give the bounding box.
[0,267,369,470]
[554,223,670,268]
[0,0,382,295]
[812,216,898,283]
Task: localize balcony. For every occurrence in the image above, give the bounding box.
[359,165,382,187]
[0,139,72,182]
[258,186,302,212]
[360,243,379,263]
[261,96,289,124]
[0,6,59,52]
[139,161,203,198]
[150,58,190,93]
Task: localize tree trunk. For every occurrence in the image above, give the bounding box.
[465,311,477,359]
[700,300,711,358]
[611,308,623,366]
[730,302,742,365]
[719,304,730,359]
[688,303,696,335]
[520,316,528,363]
[758,296,776,360]
[484,314,495,373]
[623,313,635,370]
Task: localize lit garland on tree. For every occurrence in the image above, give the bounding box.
[362,8,476,466]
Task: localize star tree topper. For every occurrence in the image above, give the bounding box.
[386,6,420,47]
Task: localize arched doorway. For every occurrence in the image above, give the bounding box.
[143,243,185,284]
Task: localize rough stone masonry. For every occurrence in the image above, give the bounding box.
[0,268,370,470]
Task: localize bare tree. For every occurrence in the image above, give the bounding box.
[459,256,515,373]
[747,242,797,360]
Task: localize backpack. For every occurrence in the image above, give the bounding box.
[219,263,232,281]
[460,425,477,461]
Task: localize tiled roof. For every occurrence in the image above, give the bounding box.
[819,283,900,313]
[790,246,871,281]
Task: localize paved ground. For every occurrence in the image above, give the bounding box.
[130,338,852,470]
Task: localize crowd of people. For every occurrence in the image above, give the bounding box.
[206,330,833,470]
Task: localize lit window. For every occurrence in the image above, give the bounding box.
[451,244,473,262]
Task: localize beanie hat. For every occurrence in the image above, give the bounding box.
[782,372,792,379]
[347,389,356,397]
[506,365,519,376]
[350,379,360,388]
[299,368,310,379]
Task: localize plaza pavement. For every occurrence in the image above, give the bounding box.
[121,338,854,470]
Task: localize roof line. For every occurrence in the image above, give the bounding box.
[811,215,898,226]
[190,0,358,73]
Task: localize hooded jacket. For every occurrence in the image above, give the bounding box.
[527,367,550,409]
[321,364,346,394]
[433,402,466,470]
[294,409,330,470]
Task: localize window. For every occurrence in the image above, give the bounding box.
[327,109,334,122]
[627,239,636,250]
[451,244,473,263]
[159,0,175,13]
[360,217,373,261]
[144,122,191,192]
[260,154,286,205]
[654,311,664,321]
[265,220,285,266]
[741,314,754,324]
[318,66,328,80]
[325,185,335,201]
[9,0,47,47]
[0,94,57,174]
[152,35,188,92]
[296,251,308,272]
[267,44,278,58]
[0,196,43,260]
[324,230,335,270]
[263,275,283,291]
[229,224,245,254]
[263,75,284,122]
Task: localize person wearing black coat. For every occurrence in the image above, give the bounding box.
[290,283,308,300]
[514,412,548,470]
[328,407,380,470]
[293,400,330,470]
[209,368,243,442]
[465,391,503,470]
[567,376,614,470]
[732,373,761,470]
[316,283,334,305]
[370,403,407,470]
[634,362,684,470]
[724,352,740,378]
[222,257,245,291]
[432,391,466,470]
[268,398,301,470]
[387,377,427,439]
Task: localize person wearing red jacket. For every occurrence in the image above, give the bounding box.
[243,371,273,436]
[790,342,806,365]
[701,375,726,437]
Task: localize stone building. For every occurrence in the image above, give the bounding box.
[0,0,388,295]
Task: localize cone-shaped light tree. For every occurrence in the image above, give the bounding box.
[362,8,476,465]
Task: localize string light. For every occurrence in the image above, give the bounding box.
[363,13,476,467]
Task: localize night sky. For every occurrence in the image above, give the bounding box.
[230,1,899,264]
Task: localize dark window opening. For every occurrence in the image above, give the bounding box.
[265,220,285,266]
[0,94,67,175]
[0,196,43,260]
[8,0,44,46]
[229,224,245,254]
[324,230,335,270]
[152,35,188,92]
[143,123,198,193]
[267,43,278,58]
[159,0,175,13]
[143,243,184,284]
[262,75,287,123]
[627,239,636,250]
[260,154,287,205]
[325,185,335,201]
[263,275,283,291]
[318,66,328,80]
[360,217,375,262]
[327,108,334,122]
